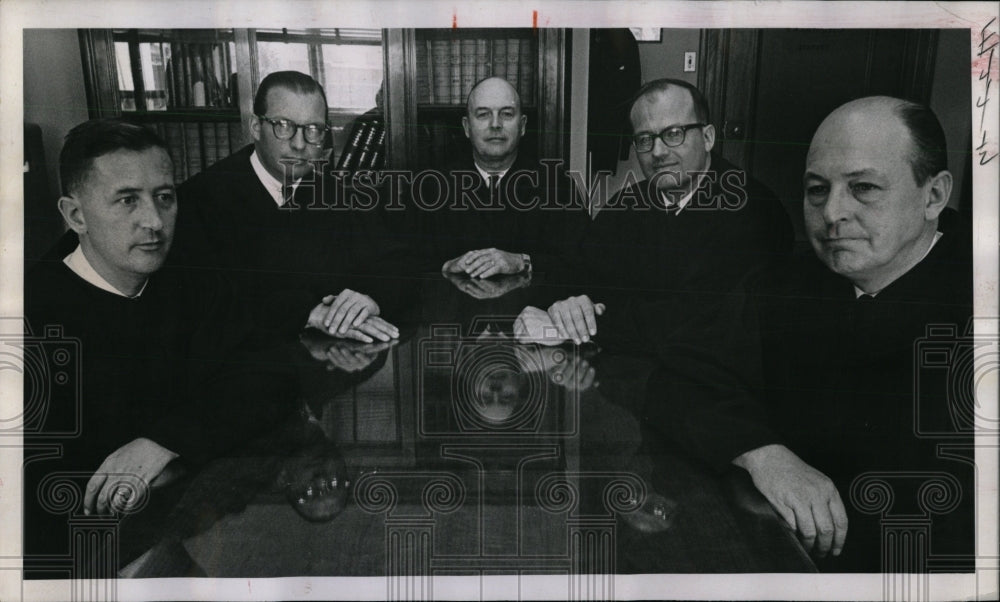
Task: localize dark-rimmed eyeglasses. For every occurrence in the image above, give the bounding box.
[256,115,329,145]
[632,123,706,153]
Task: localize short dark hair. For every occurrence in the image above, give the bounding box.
[627,78,710,132]
[59,119,169,196]
[894,100,948,184]
[253,71,328,116]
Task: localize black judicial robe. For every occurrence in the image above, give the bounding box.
[173,145,411,337]
[23,233,296,574]
[575,154,794,356]
[647,208,975,571]
[408,152,588,276]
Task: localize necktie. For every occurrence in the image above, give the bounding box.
[282,184,296,206]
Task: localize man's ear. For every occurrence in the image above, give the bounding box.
[519,114,527,137]
[249,114,262,142]
[923,170,953,221]
[461,116,471,139]
[702,124,716,154]
[57,196,87,235]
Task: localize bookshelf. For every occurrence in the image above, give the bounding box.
[79,28,386,179]
[78,28,566,175]
[384,28,567,170]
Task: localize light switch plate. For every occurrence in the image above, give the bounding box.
[684,52,696,72]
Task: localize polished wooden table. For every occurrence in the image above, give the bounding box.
[118,275,816,581]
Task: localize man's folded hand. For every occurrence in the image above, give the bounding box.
[546,295,605,345]
[84,437,179,516]
[733,444,848,558]
[442,248,524,279]
[307,289,380,336]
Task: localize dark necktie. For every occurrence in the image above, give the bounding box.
[282,183,296,206]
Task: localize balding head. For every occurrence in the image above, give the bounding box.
[462,77,527,171]
[466,77,522,115]
[803,96,952,293]
[813,96,948,186]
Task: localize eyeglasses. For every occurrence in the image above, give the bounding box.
[632,123,706,153]
[256,115,329,145]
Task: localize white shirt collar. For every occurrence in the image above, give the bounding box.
[250,150,298,207]
[854,231,943,298]
[63,244,148,298]
[657,155,712,214]
[474,163,510,188]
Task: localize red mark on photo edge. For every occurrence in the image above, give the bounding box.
[533,10,538,29]
[452,12,458,29]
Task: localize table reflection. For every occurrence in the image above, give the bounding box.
[115,276,814,579]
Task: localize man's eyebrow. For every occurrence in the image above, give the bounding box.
[110,184,175,195]
[473,105,516,112]
[843,169,881,178]
[802,171,827,181]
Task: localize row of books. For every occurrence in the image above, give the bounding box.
[336,116,386,171]
[163,42,235,109]
[415,37,535,105]
[149,121,245,182]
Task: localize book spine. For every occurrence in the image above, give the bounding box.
[164,49,175,109]
[519,38,534,102]
[178,44,190,106]
[449,39,462,104]
[415,38,430,104]
[368,125,387,169]
[222,42,233,106]
[215,121,230,160]
[337,120,370,170]
[354,119,382,168]
[431,40,450,104]
[167,121,188,183]
[228,121,243,151]
[460,39,477,102]
[506,38,520,90]
[475,40,489,85]
[211,44,224,106]
[201,121,218,167]
[200,44,214,106]
[183,122,203,177]
[191,45,207,106]
[492,38,507,82]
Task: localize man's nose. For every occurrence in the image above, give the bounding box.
[488,113,502,129]
[288,126,308,150]
[822,184,852,225]
[136,198,164,231]
[650,135,671,158]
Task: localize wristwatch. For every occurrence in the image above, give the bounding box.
[520,253,533,273]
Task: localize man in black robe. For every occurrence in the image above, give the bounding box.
[23,119,295,574]
[413,76,586,286]
[172,71,401,343]
[649,96,974,571]
[535,78,793,350]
